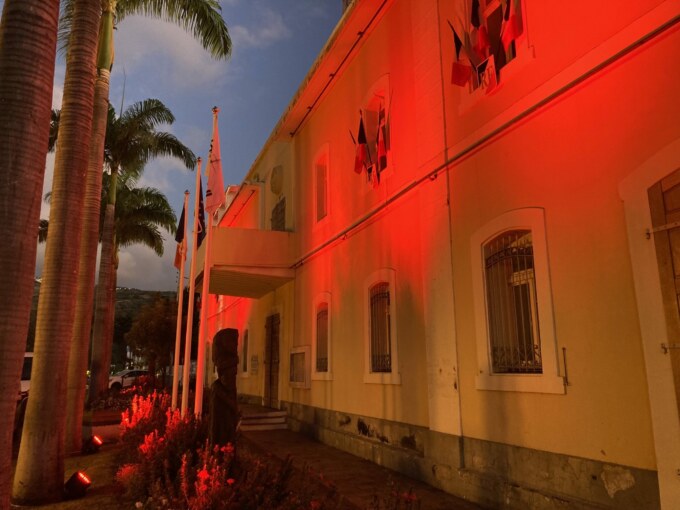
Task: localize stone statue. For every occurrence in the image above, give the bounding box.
[209,328,239,446]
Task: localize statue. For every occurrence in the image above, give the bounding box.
[209,328,239,446]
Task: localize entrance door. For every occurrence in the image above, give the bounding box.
[649,169,680,418]
[263,314,280,409]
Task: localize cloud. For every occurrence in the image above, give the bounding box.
[117,234,178,291]
[114,17,233,91]
[136,157,193,197]
[230,7,291,50]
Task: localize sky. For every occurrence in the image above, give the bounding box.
[4,0,344,291]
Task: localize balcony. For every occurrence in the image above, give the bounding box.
[196,227,297,298]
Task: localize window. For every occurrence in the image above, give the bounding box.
[471,208,564,393]
[313,144,330,225]
[312,292,332,380]
[448,0,532,105]
[316,164,327,221]
[363,269,400,384]
[469,0,524,92]
[289,346,310,389]
[370,283,391,372]
[316,304,329,371]
[353,75,392,189]
[271,197,286,231]
[240,329,249,375]
[484,230,541,373]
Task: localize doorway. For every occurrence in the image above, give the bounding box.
[263,313,280,408]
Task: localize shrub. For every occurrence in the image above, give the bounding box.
[119,391,171,459]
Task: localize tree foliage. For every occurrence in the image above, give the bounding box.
[126,295,177,381]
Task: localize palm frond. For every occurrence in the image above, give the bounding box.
[117,0,231,59]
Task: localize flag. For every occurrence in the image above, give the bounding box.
[354,113,369,174]
[376,103,387,175]
[197,179,206,248]
[174,203,186,270]
[205,108,225,215]
[448,20,472,87]
[501,0,523,50]
[470,0,490,60]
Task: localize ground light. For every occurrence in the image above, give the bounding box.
[64,471,91,499]
[81,434,103,454]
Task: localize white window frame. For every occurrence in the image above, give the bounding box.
[363,268,401,385]
[311,292,333,381]
[312,143,330,227]
[289,345,311,389]
[239,327,250,378]
[471,208,564,394]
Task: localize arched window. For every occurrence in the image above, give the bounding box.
[484,230,541,374]
[315,302,329,372]
[471,208,563,394]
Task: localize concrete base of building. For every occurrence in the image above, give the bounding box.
[277,400,659,510]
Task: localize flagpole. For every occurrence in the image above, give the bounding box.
[194,208,214,417]
[194,106,225,417]
[181,158,202,416]
[171,191,189,410]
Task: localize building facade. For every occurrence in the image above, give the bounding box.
[198,1,680,508]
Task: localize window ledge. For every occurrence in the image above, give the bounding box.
[475,373,565,394]
[364,372,401,385]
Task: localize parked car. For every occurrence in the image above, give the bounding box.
[108,369,149,391]
[20,352,33,395]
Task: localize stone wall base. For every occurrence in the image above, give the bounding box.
[279,400,659,510]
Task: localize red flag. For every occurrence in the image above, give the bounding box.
[470,0,488,59]
[354,114,368,174]
[376,103,387,175]
[501,0,523,50]
[448,20,472,87]
[197,179,206,248]
[205,107,225,215]
[173,203,186,270]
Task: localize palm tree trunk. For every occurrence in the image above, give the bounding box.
[11,0,101,504]
[89,176,117,402]
[0,2,59,507]
[64,3,115,454]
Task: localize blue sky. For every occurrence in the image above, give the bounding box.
[14,0,343,291]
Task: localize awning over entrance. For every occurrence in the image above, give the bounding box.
[196,227,296,299]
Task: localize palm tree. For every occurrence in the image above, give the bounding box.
[0,1,61,506]
[88,100,195,403]
[60,0,230,451]
[9,0,102,505]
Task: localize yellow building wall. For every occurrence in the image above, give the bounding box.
[440,0,679,470]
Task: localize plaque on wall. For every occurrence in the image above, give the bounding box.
[250,355,259,375]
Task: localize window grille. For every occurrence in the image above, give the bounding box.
[484,230,542,374]
[316,163,327,221]
[271,197,286,231]
[316,303,329,372]
[369,282,391,372]
[241,330,248,373]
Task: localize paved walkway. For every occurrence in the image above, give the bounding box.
[242,428,485,510]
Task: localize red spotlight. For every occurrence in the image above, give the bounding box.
[81,434,103,454]
[64,471,91,499]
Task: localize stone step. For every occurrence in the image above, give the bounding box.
[242,416,287,425]
[242,410,287,419]
[240,423,288,431]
